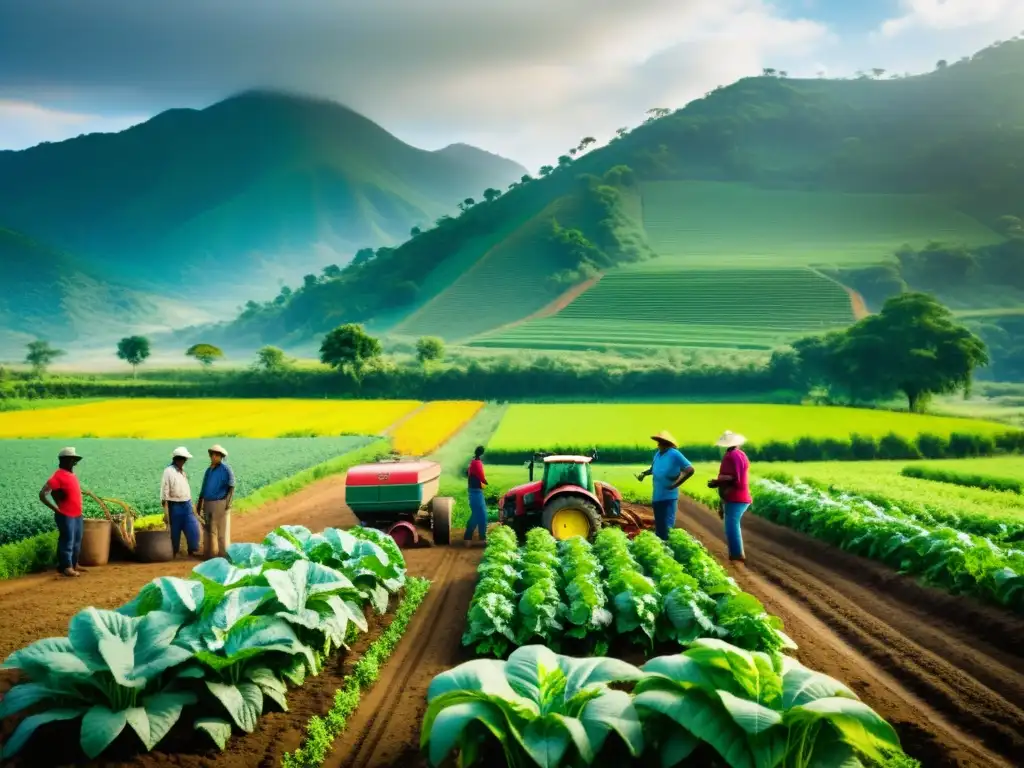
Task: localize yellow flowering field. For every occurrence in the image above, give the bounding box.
[0,399,422,439]
[390,400,484,455]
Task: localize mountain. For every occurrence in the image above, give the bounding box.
[0,228,207,360]
[0,91,528,310]
[225,37,1024,378]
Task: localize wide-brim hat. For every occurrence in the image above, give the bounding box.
[650,430,678,448]
[172,446,193,459]
[208,444,228,457]
[715,430,747,448]
[58,447,83,461]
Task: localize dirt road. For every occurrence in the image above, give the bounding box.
[674,498,1024,768]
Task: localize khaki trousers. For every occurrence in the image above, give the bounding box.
[203,499,231,559]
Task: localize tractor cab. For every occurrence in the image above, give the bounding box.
[538,455,595,496]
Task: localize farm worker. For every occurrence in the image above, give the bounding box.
[197,444,235,559]
[161,446,201,558]
[708,431,752,562]
[636,431,694,541]
[38,447,85,578]
[464,445,488,543]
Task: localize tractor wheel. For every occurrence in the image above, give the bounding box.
[430,497,453,546]
[542,496,601,541]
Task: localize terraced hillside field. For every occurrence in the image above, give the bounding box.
[471,265,853,350]
[640,180,1001,265]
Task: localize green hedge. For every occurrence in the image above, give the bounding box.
[484,430,1024,464]
[0,531,58,580]
[900,465,1022,494]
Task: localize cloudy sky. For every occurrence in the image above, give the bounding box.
[0,0,1022,170]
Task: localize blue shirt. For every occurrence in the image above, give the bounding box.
[200,462,235,501]
[651,448,692,502]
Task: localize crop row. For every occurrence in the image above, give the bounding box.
[0,436,374,547]
[423,641,910,767]
[901,464,1023,495]
[461,526,793,658]
[0,524,408,760]
[750,478,1024,612]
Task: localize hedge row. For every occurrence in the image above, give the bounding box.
[901,465,1023,495]
[485,430,1024,464]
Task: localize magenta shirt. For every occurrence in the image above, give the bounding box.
[719,449,752,504]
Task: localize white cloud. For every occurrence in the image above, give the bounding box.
[880,0,1024,38]
[0,100,144,150]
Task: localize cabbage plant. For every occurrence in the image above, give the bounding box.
[422,645,644,767]
[634,639,903,768]
[0,608,196,758]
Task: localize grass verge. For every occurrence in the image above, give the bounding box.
[281,576,431,768]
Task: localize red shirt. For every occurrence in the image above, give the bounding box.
[467,459,487,490]
[48,468,83,517]
[719,449,752,504]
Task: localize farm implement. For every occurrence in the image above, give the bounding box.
[344,459,453,548]
[498,451,650,541]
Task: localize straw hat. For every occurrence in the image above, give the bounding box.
[208,444,228,458]
[650,430,678,448]
[172,446,193,459]
[58,447,82,461]
[715,431,747,448]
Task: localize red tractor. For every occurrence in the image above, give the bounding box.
[498,451,650,542]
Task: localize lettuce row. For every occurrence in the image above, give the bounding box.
[422,640,914,768]
[556,537,613,655]
[593,528,660,646]
[753,479,1024,613]
[461,525,521,657]
[514,528,564,647]
[0,523,407,759]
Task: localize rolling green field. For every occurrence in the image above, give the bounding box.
[640,181,1001,266]
[470,266,853,351]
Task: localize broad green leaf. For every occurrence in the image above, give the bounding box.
[2,637,94,678]
[427,658,529,707]
[137,691,196,750]
[786,697,901,764]
[423,699,510,767]
[192,558,263,588]
[504,645,562,704]
[128,611,194,685]
[194,716,233,750]
[579,689,643,757]
[659,728,699,768]
[1,707,85,758]
[218,615,316,670]
[68,608,136,674]
[119,577,204,618]
[716,690,783,735]
[559,656,643,701]
[226,542,269,567]
[206,680,263,733]
[80,705,129,758]
[0,682,68,718]
[522,716,572,768]
[780,657,857,709]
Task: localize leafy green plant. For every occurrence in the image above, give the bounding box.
[463,525,521,656]
[557,537,612,654]
[422,644,644,767]
[593,528,659,646]
[634,638,904,767]
[514,529,564,647]
[901,465,1022,494]
[0,608,196,758]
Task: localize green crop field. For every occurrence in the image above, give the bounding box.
[486,403,1014,457]
[469,266,853,351]
[640,181,1001,266]
[0,436,372,547]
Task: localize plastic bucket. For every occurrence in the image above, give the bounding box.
[134,530,174,563]
[79,518,112,566]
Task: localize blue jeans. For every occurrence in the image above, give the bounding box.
[55,513,83,571]
[168,500,201,555]
[652,499,677,541]
[724,502,750,559]
[465,489,488,541]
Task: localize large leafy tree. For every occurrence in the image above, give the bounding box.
[24,340,64,377]
[809,293,989,411]
[116,335,151,378]
[254,345,289,372]
[319,324,381,375]
[186,343,224,368]
[415,336,444,366]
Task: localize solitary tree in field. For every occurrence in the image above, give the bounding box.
[25,340,64,377]
[415,336,445,366]
[254,345,289,372]
[827,294,988,411]
[186,343,224,368]
[320,324,382,376]
[116,335,151,378]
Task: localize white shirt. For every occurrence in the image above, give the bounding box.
[161,465,192,502]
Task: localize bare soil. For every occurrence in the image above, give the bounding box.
[490,273,604,333]
[4,477,1024,768]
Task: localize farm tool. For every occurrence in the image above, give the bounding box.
[498,451,650,542]
[344,458,453,548]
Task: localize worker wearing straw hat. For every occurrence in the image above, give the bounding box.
[38,447,86,577]
[161,446,201,558]
[636,430,694,540]
[198,444,235,559]
[708,431,752,562]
